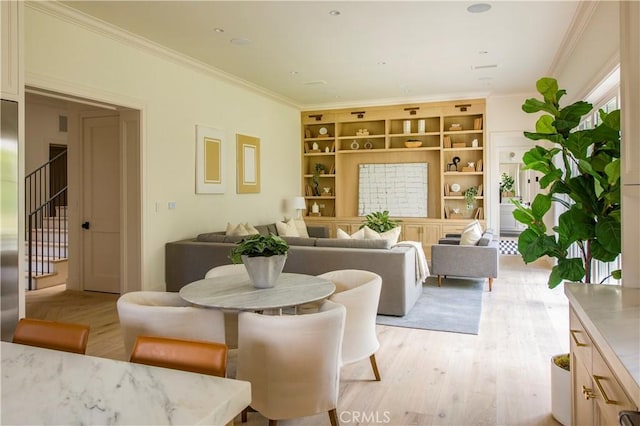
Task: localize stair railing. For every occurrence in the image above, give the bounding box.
[25,150,68,290]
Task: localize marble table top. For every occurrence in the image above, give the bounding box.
[180,272,335,311]
[1,341,251,425]
[565,283,640,407]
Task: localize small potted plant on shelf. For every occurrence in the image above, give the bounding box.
[500,173,515,198]
[513,77,621,426]
[312,163,327,196]
[463,186,478,210]
[359,210,400,232]
[229,234,289,288]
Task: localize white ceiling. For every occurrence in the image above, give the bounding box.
[61,1,581,109]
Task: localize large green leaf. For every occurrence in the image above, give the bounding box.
[539,169,563,189]
[556,258,586,282]
[604,159,621,185]
[531,194,552,219]
[564,131,592,160]
[591,240,619,263]
[556,207,594,249]
[590,121,622,144]
[523,131,564,144]
[536,77,559,102]
[601,109,620,131]
[595,216,621,254]
[555,101,592,133]
[535,115,556,134]
[548,267,565,288]
[518,232,558,263]
[522,98,558,115]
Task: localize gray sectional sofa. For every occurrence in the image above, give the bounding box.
[165,224,424,316]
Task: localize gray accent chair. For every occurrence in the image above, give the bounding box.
[430,229,499,291]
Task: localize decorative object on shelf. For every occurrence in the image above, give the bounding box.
[318,127,328,137]
[404,140,422,148]
[500,172,515,198]
[418,119,426,133]
[311,201,320,214]
[229,234,289,288]
[513,77,621,287]
[330,141,335,152]
[356,129,369,136]
[291,196,307,219]
[462,161,475,172]
[304,128,312,138]
[236,133,260,194]
[471,138,479,148]
[444,183,450,196]
[364,140,374,149]
[446,156,461,172]
[478,184,483,196]
[443,136,452,148]
[195,125,225,194]
[464,186,478,209]
[403,120,411,134]
[323,187,332,195]
[449,183,461,195]
[325,146,330,153]
[452,142,466,148]
[449,123,462,131]
[476,159,483,171]
[450,208,463,219]
[312,163,327,196]
[350,140,360,150]
[473,117,483,130]
[304,142,310,153]
[312,142,319,151]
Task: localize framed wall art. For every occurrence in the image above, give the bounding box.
[195,125,225,194]
[236,134,260,194]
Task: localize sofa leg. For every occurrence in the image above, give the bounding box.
[437,275,442,287]
[488,277,493,292]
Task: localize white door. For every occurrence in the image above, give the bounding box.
[82,115,120,293]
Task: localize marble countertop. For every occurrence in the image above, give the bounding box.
[1,341,251,425]
[180,272,335,310]
[564,283,640,407]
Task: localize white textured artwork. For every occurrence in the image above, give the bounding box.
[358,163,428,217]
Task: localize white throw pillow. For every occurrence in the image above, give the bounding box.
[292,218,309,238]
[463,220,482,236]
[460,222,483,245]
[336,227,364,239]
[226,223,249,236]
[276,219,300,237]
[363,226,401,245]
[244,223,260,235]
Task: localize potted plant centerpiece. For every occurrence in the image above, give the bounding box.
[513,77,621,426]
[359,210,400,233]
[500,173,515,199]
[229,234,289,288]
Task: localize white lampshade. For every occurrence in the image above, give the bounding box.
[291,196,307,210]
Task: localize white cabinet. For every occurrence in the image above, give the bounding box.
[1,0,21,100]
[500,203,525,233]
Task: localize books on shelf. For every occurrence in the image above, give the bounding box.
[443,136,452,148]
[474,117,483,130]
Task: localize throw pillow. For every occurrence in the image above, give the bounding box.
[460,222,483,246]
[336,227,365,240]
[276,219,300,237]
[363,226,402,245]
[292,218,309,238]
[244,223,260,235]
[226,222,249,237]
[463,220,482,236]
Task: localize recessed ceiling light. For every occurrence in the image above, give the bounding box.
[377,61,387,65]
[289,71,299,75]
[213,28,224,33]
[230,38,251,46]
[467,3,491,13]
[329,10,341,16]
[478,50,488,54]
[472,64,498,70]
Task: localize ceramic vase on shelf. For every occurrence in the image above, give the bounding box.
[418,119,426,133]
[241,255,287,289]
[403,120,411,134]
[311,201,320,214]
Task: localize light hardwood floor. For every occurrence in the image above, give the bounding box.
[25,255,567,426]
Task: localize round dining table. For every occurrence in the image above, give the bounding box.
[179,272,335,312]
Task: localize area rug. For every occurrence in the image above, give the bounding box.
[499,239,520,256]
[376,276,484,335]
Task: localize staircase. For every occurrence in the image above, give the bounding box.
[25,150,68,290]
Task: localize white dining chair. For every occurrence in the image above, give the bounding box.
[204,264,248,349]
[116,291,225,359]
[319,269,383,381]
[237,300,346,426]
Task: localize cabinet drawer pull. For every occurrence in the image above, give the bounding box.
[570,329,587,347]
[592,375,619,405]
[582,385,596,400]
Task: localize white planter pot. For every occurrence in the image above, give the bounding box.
[550,354,571,426]
[241,254,287,289]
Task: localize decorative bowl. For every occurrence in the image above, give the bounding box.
[404,140,422,148]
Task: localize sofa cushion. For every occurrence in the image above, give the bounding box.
[293,219,310,238]
[336,228,365,240]
[280,236,317,246]
[196,233,227,243]
[244,223,260,235]
[226,223,250,236]
[316,238,391,249]
[363,226,402,245]
[255,223,277,236]
[276,219,299,237]
[460,222,483,246]
[223,235,249,244]
[477,230,494,246]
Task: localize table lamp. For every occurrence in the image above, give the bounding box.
[291,196,307,219]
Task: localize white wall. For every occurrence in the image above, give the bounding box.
[24,95,68,174]
[24,5,301,290]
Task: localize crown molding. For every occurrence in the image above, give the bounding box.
[25,1,301,109]
[548,1,599,77]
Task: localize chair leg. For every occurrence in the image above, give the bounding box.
[329,408,339,426]
[369,354,381,381]
[437,275,442,287]
[241,408,248,423]
[488,277,493,292]
[268,420,278,426]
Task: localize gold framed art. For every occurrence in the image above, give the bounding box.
[236,134,260,193]
[196,125,225,194]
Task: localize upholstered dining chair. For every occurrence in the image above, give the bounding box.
[116,291,225,359]
[319,269,383,381]
[129,335,228,377]
[204,264,248,350]
[12,318,90,354]
[237,300,346,426]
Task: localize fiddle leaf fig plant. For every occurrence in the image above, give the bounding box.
[513,77,621,288]
[360,210,400,233]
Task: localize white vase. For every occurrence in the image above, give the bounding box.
[550,354,571,426]
[403,120,411,134]
[418,119,426,133]
[242,255,287,288]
